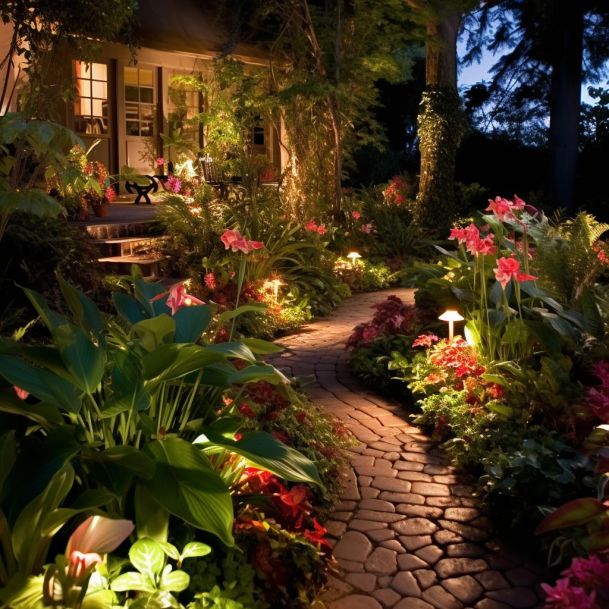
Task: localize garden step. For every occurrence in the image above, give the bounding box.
[93,235,168,257]
[97,254,168,277]
[84,220,161,240]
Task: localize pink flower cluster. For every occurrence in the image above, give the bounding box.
[346,295,419,349]
[485,195,526,221]
[204,272,217,290]
[220,229,264,254]
[155,157,166,167]
[493,256,537,289]
[305,220,327,235]
[449,224,496,256]
[542,554,609,609]
[165,283,204,315]
[361,222,375,235]
[412,334,440,348]
[167,175,181,193]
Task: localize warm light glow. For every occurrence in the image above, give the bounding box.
[177,159,196,179]
[438,310,464,322]
[263,278,285,303]
[347,251,362,267]
[438,309,464,342]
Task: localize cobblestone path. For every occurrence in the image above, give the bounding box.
[268,289,547,609]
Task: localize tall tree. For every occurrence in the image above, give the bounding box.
[229,0,418,220]
[405,0,473,234]
[462,0,609,212]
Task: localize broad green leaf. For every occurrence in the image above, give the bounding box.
[181,542,211,561]
[158,542,180,561]
[0,355,81,413]
[141,439,234,546]
[206,341,256,362]
[196,430,323,488]
[57,276,105,344]
[111,571,156,593]
[142,344,225,384]
[133,315,176,351]
[240,338,284,355]
[12,464,75,573]
[134,278,169,317]
[535,498,606,534]
[0,574,45,609]
[160,568,189,592]
[135,485,168,543]
[228,364,287,386]
[129,538,165,580]
[0,189,64,218]
[173,305,213,343]
[21,287,68,335]
[54,324,105,394]
[113,292,146,325]
[99,446,155,479]
[81,590,117,609]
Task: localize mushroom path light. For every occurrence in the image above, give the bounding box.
[438,309,464,342]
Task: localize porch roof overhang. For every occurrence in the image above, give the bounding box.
[135,0,269,65]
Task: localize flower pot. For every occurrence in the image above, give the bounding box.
[93,202,109,218]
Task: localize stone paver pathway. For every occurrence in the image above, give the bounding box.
[269,289,546,609]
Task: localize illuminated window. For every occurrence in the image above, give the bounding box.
[74,61,108,135]
[124,67,155,137]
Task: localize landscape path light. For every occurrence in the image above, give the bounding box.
[438,309,464,342]
[347,251,362,267]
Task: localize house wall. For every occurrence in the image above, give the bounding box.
[66,43,283,180]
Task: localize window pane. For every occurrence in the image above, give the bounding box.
[140,87,153,104]
[124,67,138,86]
[140,122,153,136]
[91,81,107,99]
[126,121,140,136]
[139,69,153,86]
[76,78,91,98]
[91,63,107,81]
[125,85,139,102]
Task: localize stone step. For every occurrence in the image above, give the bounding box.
[84,221,160,240]
[93,235,168,257]
[97,254,168,278]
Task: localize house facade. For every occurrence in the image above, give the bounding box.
[1,0,284,178]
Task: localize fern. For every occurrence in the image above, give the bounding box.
[533,212,609,305]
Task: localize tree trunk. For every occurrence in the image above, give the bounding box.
[415,12,465,235]
[548,1,584,213]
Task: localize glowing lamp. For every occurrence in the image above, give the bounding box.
[264,278,285,303]
[347,251,362,267]
[438,309,464,342]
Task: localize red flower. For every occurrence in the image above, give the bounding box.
[493,256,537,289]
[238,402,256,419]
[304,518,332,551]
[13,386,29,400]
[316,224,327,235]
[305,220,319,232]
[412,334,439,348]
[104,186,116,202]
[204,272,217,290]
[351,210,361,220]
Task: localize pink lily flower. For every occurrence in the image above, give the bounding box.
[494,256,537,289]
[166,283,205,314]
[66,516,133,579]
[220,229,264,254]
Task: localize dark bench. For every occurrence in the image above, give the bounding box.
[125,175,159,205]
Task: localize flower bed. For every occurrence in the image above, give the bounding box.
[0,273,351,608]
[347,197,609,605]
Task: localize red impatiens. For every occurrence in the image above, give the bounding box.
[493,256,537,289]
[221,229,265,254]
[412,334,440,348]
[304,220,327,235]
